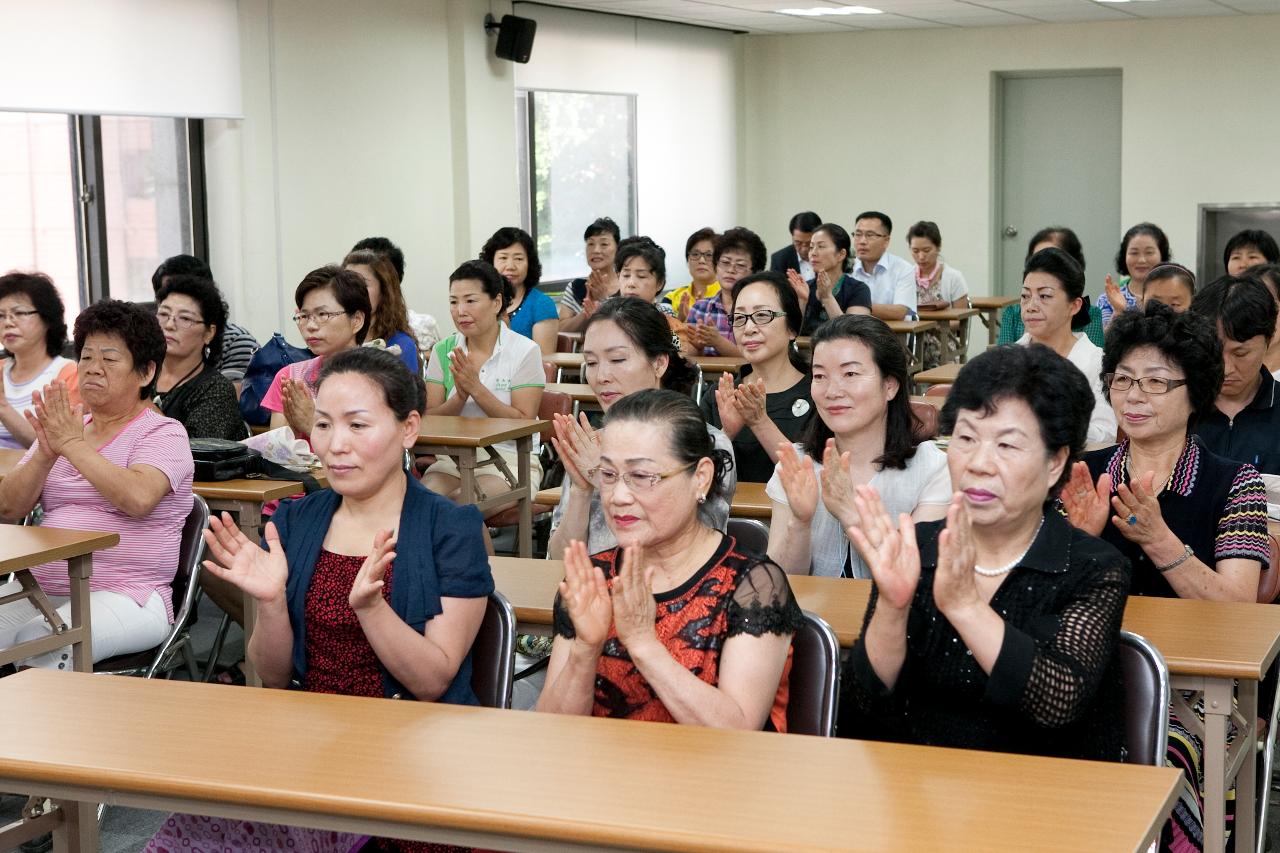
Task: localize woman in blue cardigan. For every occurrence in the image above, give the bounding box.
[147,346,492,853]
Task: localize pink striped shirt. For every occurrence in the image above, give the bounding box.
[21,408,194,621]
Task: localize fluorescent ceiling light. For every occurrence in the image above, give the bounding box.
[777,6,884,16]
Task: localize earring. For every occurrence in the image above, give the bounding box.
[697,494,706,505]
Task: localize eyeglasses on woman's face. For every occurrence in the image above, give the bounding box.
[587,462,694,491]
[0,309,40,325]
[730,309,786,328]
[293,310,348,327]
[156,309,208,330]
[1103,373,1189,395]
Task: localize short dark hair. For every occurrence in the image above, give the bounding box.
[614,236,666,285]
[1143,263,1197,301]
[854,211,893,235]
[788,211,822,234]
[731,271,808,374]
[1102,300,1222,426]
[318,346,426,420]
[583,217,621,243]
[155,274,229,365]
[585,297,698,395]
[449,260,513,313]
[73,300,167,400]
[906,220,942,247]
[1024,247,1090,330]
[1247,263,1280,302]
[603,388,734,502]
[351,236,406,283]
[812,223,852,273]
[1223,229,1280,268]
[1190,274,1278,345]
[342,249,413,344]
[0,272,68,357]
[712,227,768,278]
[294,265,372,345]
[1115,222,1170,276]
[150,254,211,295]
[941,343,1093,497]
[802,315,920,470]
[480,227,542,290]
[1025,226,1085,271]
[685,227,716,257]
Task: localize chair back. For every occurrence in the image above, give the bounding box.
[786,610,840,737]
[1257,532,1280,604]
[538,391,573,441]
[470,591,516,709]
[542,360,557,384]
[923,383,951,399]
[727,518,770,557]
[1117,629,1169,766]
[909,400,939,441]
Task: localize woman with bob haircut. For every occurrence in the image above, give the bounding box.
[480,226,559,355]
[0,271,79,449]
[1101,222,1171,326]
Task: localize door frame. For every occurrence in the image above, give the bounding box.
[991,68,1123,296]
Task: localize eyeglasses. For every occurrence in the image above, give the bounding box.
[0,309,40,324]
[293,310,348,326]
[687,251,713,262]
[730,310,787,328]
[716,260,752,274]
[155,309,208,330]
[852,231,887,240]
[587,462,694,491]
[1103,373,1189,395]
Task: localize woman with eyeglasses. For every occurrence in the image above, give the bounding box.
[153,275,248,441]
[663,227,719,322]
[683,227,768,357]
[1062,302,1268,851]
[261,266,370,439]
[1017,247,1117,445]
[549,297,736,558]
[701,272,813,483]
[0,272,78,450]
[538,389,802,730]
[767,315,950,579]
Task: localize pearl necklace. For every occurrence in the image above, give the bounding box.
[972,517,1045,577]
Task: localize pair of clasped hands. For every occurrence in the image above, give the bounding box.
[785,267,839,308]
[776,440,985,615]
[23,381,85,460]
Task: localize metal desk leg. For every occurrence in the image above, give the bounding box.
[957,317,972,363]
[51,799,97,853]
[1237,678,1259,853]
[516,435,532,558]
[1200,676,1243,853]
[65,555,93,673]
[982,309,1000,346]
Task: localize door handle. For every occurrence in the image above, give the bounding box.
[1003,225,1018,239]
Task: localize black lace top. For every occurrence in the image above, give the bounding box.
[553,533,804,729]
[841,510,1133,761]
[157,364,249,441]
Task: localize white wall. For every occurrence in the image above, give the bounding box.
[739,14,1280,302]
[205,0,518,343]
[515,4,740,281]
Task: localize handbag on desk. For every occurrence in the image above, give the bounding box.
[190,438,261,481]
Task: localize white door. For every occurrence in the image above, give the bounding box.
[997,72,1123,301]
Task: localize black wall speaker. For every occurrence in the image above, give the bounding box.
[486,14,537,64]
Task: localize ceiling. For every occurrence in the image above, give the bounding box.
[523,0,1279,33]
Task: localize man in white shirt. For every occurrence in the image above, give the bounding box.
[850,211,916,321]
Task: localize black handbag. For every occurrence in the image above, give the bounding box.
[190,438,261,481]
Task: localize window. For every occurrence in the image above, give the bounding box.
[517,90,637,283]
[0,110,204,313]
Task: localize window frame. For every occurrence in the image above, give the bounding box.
[515,88,639,289]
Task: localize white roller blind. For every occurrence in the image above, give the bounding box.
[0,0,241,118]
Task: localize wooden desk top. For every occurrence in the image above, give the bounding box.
[195,479,307,503]
[535,481,772,520]
[917,308,981,321]
[970,295,1019,310]
[492,558,1280,681]
[417,416,547,447]
[885,319,937,334]
[0,524,119,573]
[544,383,598,403]
[913,362,963,385]
[546,352,745,374]
[0,669,1179,852]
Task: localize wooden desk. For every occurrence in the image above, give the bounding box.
[545,383,600,417]
[0,668,1180,853]
[416,416,546,559]
[535,481,772,521]
[917,307,980,364]
[544,352,745,382]
[913,362,962,389]
[490,559,1280,853]
[970,295,1018,346]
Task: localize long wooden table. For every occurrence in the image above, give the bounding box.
[913,361,962,389]
[544,352,746,382]
[970,295,1019,346]
[917,307,980,364]
[0,668,1180,853]
[416,415,546,559]
[492,557,1280,853]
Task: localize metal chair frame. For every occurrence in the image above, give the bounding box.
[1118,629,1170,768]
[787,610,840,737]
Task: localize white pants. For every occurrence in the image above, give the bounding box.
[0,580,169,669]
